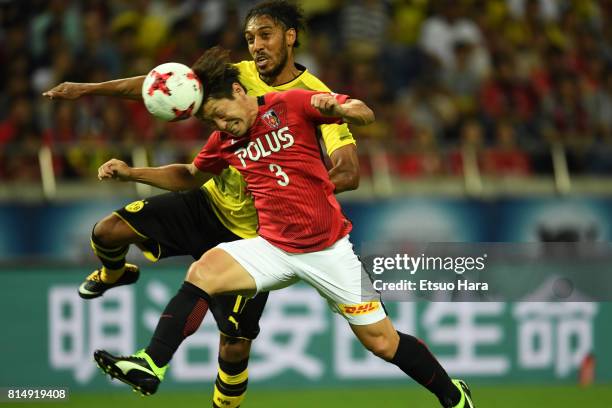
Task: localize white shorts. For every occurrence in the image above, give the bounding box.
[217,235,386,325]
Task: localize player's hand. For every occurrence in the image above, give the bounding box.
[311,93,344,117]
[98,159,132,181]
[42,82,90,100]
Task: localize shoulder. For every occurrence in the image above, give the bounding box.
[233,60,256,75]
[201,131,238,156]
[234,61,259,86]
[274,88,318,103]
[204,130,224,147]
[264,89,319,110]
[209,130,223,140]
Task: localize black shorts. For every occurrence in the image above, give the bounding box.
[114,189,268,340]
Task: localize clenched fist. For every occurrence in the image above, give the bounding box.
[311,93,345,117]
[98,159,131,181]
[42,82,90,100]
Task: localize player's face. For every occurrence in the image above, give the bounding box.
[202,86,255,137]
[203,98,249,137]
[244,15,292,79]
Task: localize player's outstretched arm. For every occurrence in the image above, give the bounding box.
[98,159,211,191]
[311,94,375,126]
[337,99,375,125]
[42,76,146,100]
[329,144,360,193]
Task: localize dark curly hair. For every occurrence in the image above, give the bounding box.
[191,46,243,102]
[244,0,305,48]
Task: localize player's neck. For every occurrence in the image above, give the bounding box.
[263,59,302,87]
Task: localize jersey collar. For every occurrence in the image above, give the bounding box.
[269,63,307,89]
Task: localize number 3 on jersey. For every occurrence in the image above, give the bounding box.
[269,163,289,186]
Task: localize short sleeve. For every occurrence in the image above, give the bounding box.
[320,123,356,156]
[193,132,229,175]
[298,75,356,155]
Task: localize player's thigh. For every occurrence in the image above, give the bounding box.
[115,189,240,261]
[350,317,400,360]
[215,237,299,294]
[295,235,386,325]
[196,237,295,339]
[210,292,269,341]
[187,247,258,296]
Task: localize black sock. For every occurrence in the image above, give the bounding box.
[213,356,249,408]
[391,331,460,407]
[91,225,128,270]
[145,281,211,367]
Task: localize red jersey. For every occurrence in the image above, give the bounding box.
[193,89,353,253]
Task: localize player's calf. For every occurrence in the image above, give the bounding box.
[352,318,463,407]
[219,335,252,362]
[390,331,463,407]
[80,218,142,299]
[354,319,400,361]
[91,219,130,276]
[145,281,212,367]
[213,336,251,408]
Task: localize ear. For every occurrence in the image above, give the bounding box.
[285,28,296,48]
[232,82,245,96]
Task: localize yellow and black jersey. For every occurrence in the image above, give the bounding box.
[202,60,356,239]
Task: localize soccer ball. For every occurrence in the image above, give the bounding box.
[141,62,203,121]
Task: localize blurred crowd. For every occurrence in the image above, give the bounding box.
[1,0,611,182]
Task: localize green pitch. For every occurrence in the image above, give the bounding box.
[14,385,612,407]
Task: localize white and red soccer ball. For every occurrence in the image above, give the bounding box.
[141,62,203,121]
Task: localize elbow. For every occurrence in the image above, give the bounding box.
[178,163,206,190]
[363,108,375,125]
[346,169,360,191]
[344,100,375,126]
[335,170,360,193]
[352,107,374,126]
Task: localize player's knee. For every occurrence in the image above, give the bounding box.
[363,334,396,361]
[186,252,222,295]
[219,337,251,362]
[186,258,208,288]
[186,248,251,296]
[93,214,125,247]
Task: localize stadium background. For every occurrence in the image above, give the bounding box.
[1,0,611,406]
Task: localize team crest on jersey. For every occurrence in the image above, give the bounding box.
[262,109,281,129]
[124,200,146,213]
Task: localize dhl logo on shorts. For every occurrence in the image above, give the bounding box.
[340,301,381,315]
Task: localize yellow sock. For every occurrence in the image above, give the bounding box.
[213,384,246,408]
[212,366,248,408]
[100,266,125,283]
